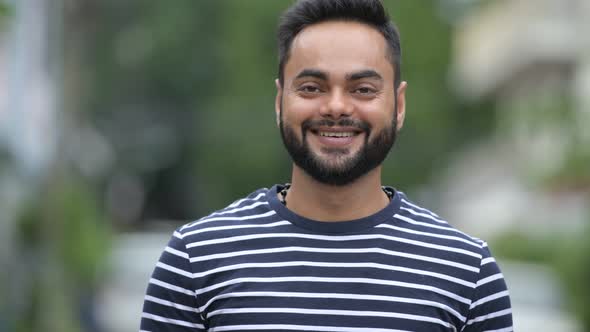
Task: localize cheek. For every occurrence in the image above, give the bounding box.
[282,98,317,124]
[355,103,394,130]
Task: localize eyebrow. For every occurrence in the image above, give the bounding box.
[293,68,383,82]
[346,69,383,81]
[295,69,328,81]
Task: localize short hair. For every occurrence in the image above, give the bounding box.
[277,0,402,89]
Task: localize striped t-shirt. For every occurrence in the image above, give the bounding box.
[140,184,512,332]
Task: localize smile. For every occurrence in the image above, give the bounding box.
[308,127,364,148]
[318,131,357,138]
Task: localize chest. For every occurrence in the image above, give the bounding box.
[188,235,476,331]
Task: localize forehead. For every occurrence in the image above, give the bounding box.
[285,20,394,82]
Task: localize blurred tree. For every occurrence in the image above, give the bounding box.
[0,1,11,325]
[0,3,8,20]
[14,174,111,332]
[382,0,495,191]
[493,224,590,331]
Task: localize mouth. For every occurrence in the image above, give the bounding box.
[316,131,358,138]
[309,127,364,148]
[310,126,363,136]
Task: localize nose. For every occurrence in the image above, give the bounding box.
[319,89,353,119]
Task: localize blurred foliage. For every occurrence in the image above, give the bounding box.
[0,1,11,28]
[498,85,590,191]
[492,226,590,331]
[0,2,9,16]
[14,174,111,332]
[547,138,590,190]
[66,0,495,224]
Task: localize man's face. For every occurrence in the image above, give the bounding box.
[276,20,406,186]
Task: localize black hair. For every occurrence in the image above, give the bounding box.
[277,0,402,89]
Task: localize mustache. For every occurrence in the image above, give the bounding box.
[301,118,371,133]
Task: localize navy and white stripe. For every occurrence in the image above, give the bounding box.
[141,185,512,331]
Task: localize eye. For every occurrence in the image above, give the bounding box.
[353,86,377,96]
[298,84,322,94]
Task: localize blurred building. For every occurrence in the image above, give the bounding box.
[441,1,590,330]
[440,0,590,237]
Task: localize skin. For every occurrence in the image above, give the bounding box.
[275,20,408,222]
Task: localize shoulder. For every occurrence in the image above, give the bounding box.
[176,187,276,239]
[389,191,488,256]
[387,191,510,302]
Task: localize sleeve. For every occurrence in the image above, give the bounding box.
[461,244,513,332]
[140,230,206,331]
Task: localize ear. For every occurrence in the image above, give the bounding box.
[275,78,282,127]
[395,81,408,131]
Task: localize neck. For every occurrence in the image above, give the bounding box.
[283,165,389,222]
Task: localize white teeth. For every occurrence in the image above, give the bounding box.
[318,131,355,137]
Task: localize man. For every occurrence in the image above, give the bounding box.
[140,0,513,331]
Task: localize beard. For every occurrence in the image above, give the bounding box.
[279,105,398,186]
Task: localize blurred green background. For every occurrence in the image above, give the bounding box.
[1,0,588,331]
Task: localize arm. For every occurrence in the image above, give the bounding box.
[140,230,206,331]
[461,244,513,332]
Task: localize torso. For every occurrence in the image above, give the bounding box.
[176,185,486,331]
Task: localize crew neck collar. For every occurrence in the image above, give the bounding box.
[267,183,401,234]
